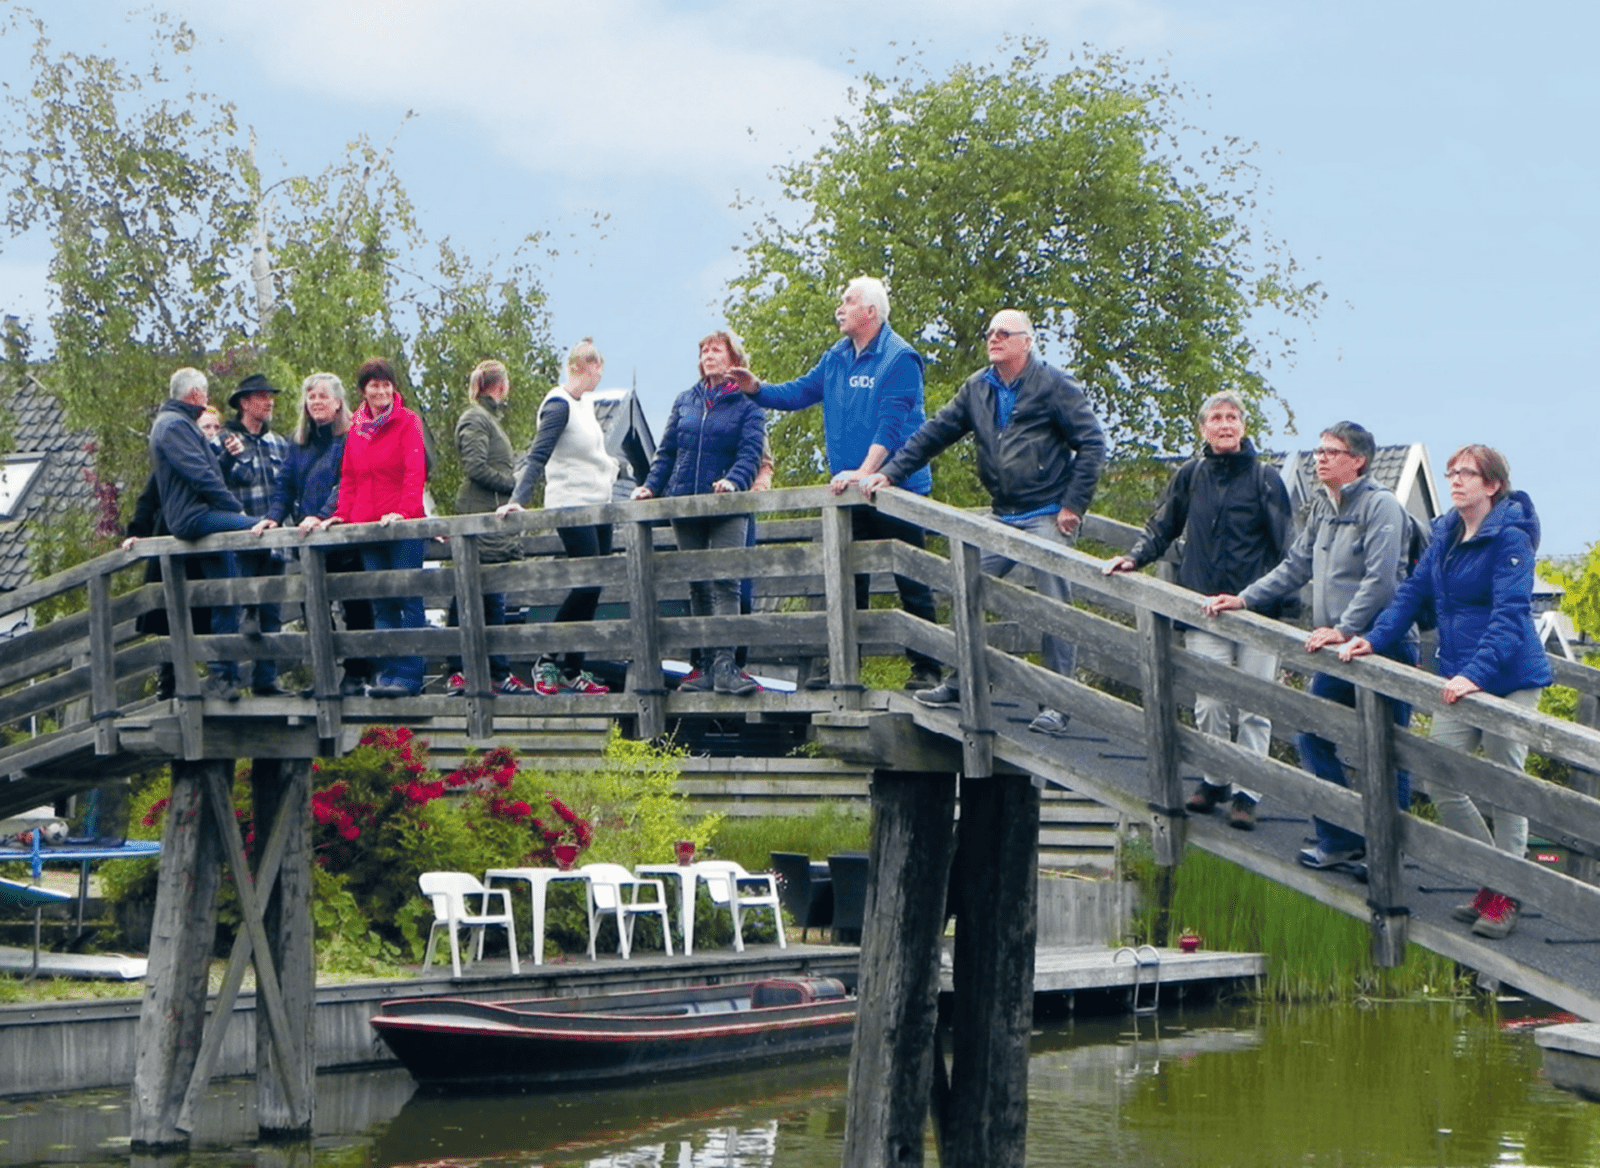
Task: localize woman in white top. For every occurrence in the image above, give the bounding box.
[499,338,618,695]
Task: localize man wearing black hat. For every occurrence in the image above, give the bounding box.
[220,373,293,695]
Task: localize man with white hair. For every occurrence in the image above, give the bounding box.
[859,309,1106,734]
[148,367,257,701]
[731,276,942,691]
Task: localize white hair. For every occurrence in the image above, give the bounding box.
[169,367,208,400]
[845,276,891,325]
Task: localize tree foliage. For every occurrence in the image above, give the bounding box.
[727,40,1323,503]
[0,5,557,552]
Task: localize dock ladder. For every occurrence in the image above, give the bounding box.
[1113,944,1162,1015]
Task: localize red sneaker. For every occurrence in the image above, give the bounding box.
[533,662,564,696]
[1471,892,1520,940]
[444,672,467,696]
[1451,887,1494,923]
[564,671,609,695]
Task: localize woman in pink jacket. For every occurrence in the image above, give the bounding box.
[321,358,429,697]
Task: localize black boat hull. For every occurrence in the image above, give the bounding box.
[371,981,856,1092]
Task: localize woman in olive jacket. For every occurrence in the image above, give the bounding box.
[445,360,529,695]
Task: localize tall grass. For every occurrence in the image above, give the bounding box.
[1162,849,1467,1001]
[708,803,872,873]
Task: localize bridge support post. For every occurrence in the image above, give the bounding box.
[941,773,1039,1168]
[1571,694,1600,888]
[1357,686,1409,966]
[449,534,495,743]
[843,769,957,1168]
[820,503,863,707]
[251,759,315,1139]
[1136,610,1186,866]
[131,759,226,1151]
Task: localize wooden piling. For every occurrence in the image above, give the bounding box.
[944,773,1040,1168]
[842,769,957,1168]
[252,759,315,1139]
[131,759,226,1151]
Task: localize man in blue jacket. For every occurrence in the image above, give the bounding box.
[149,367,257,702]
[731,276,941,691]
[859,309,1106,735]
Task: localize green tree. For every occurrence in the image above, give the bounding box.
[0,7,252,497]
[727,40,1322,502]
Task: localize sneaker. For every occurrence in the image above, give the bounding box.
[1227,794,1258,831]
[564,671,610,695]
[496,675,536,696]
[201,674,240,703]
[1471,893,1520,939]
[1028,708,1071,736]
[1451,887,1495,924]
[677,667,713,692]
[368,680,421,699]
[1185,782,1229,815]
[533,661,564,696]
[907,664,943,692]
[803,659,831,691]
[713,659,759,696]
[914,681,961,707]
[339,673,370,697]
[1298,845,1365,871]
[444,672,468,696]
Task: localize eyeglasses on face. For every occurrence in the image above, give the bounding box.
[1311,447,1353,459]
[1444,466,1483,480]
[986,329,1028,341]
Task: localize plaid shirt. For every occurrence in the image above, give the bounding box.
[219,421,291,520]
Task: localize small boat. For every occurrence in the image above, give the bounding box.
[370,976,856,1091]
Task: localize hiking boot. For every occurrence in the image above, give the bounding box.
[803,658,831,691]
[533,661,564,696]
[1228,794,1258,831]
[713,658,759,696]
[1471,893,1520,939]
[564,670,610,695]
[677,667,713,693]
[1028,708,1071,736]
[915,680,961,708]
[496,675,536,696]
[201,674,240,703]
[444,672,468,696]
[1451,887,1495,924]
[1298,845,1365,871]
[1185,781,1229,815]
[907,663,943,692]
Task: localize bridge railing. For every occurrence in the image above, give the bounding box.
[3,486,1600,938]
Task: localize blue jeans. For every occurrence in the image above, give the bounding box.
[447,591,510,680]
[1297,640,1417,854]
[183,510,257,682]
[237,549,283,689]
[360,538,426,691]
[851,508,939,675]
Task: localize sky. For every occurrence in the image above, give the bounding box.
[2,0,1595,553]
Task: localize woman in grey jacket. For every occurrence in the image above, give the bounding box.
[445,360,533,695]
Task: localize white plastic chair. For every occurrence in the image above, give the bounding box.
[419,872,520,978]
[694,860,787,953]
[579,863,674,960]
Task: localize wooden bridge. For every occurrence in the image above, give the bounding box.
[4,485,1600,1166]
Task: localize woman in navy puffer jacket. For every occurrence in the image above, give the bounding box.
[632,330,765,696]
[1342,444,1551,940]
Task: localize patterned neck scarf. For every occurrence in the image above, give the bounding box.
[352,399,395,442]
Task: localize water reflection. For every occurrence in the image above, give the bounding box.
[2,1004,1598,1167]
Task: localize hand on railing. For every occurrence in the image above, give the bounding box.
[857,473,890,498]
[1440,675,1483,704]
[120,536,139,552]
[1337,635,1372,663]
[317,516,346,531]
[495,502,524,515]
[1101,555,1139,576]
[251,518,278,537]
[296,515,321,535]
[1302,626,1349,653]
[630,486,653,501]
[712,478,739,494]
[1200,593,1244,618]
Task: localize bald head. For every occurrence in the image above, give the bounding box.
[985,309,1034,380]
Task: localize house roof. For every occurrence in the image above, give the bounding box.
[0,376,101,594]
[1276,442,1443,525]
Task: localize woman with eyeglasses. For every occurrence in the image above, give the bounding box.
[1339,444,1551,940]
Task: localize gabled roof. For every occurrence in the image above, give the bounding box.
[0,375,101,594]
[1278,442,1442,524]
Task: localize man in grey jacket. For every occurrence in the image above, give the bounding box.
[1202,420,1417,871]
[858,309,1106,735]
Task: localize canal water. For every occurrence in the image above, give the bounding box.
[2,1000,1597,1167]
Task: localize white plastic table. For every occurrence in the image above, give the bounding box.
[636,862,707,955]
[485,867,591,966]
